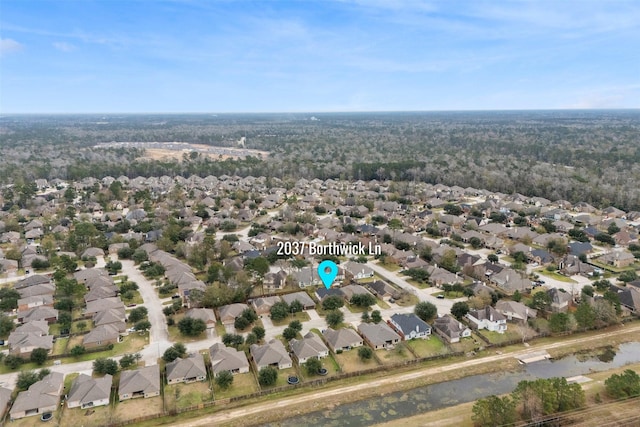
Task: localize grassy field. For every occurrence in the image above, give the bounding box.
[113,395,164,423]
[377,343,415,365]
[298,354,341,381]
[52,337,69,355]
[62,331,149,362]
[213,372,259,400]
[165,380,213,410]
[269,366,299,389]
[406,335,449,357]
[334,348,379,373]
[431,291,464,299]
[536,269,578,283]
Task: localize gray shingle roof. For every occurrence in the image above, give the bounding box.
[166,354,207,381]
[68,374,112,406]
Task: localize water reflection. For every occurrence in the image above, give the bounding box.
[263,342,640,427]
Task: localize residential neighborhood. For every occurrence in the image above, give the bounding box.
[0,174,638,425]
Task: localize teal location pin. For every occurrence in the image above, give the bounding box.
[318,260,338,289]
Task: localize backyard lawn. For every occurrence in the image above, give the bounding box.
[334,348,379,373]
[213,372,259,400]
[377,343,415,365]
[271,311,311,327]
[450,335,483,353]
[298,353,341,381]
[406,335,450,358]
[113,395,163,423]
[478,328,525,345]
[165,380,213,410]
[60,404,112,427]
[52,337,69,355]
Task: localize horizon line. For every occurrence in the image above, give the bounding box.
[2,108,639,116]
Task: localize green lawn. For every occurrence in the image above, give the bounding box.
[406,336,449,357]
[431,291,464,299]
[266,366,299,389]
[271,311,311,327]
[62,331,149,362]
[478,328,524,345]
[52,337,69,355]
[536,269,577,283]
[298,354,341,380]
[394,292,419,307]
[213,372,259,400]
[167,313,208,343]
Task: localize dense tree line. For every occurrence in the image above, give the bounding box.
[2,111,640,210]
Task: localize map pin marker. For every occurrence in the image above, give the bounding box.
[318,260,338,289]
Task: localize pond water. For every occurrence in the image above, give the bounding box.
[263,342,640,427]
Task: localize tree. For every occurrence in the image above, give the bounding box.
[93,358,119,375]
[581,285,594,298]
[222,333,244,348]
[70,345,86,357]
[0,288,20,311]
[245,256,270,277]
[512,290,522,302]
[361,312,370,323]
[253,325,265,341]
[322,296,344,311]
[370,310,382,324]
[234,316,250,330]
[289,320,303,333]
[443,203,463,216]
[605,369,640,399]
[450,301,470,320]
[304,357,322,376]
[326,310,344,328]
[17,370,39,391]
[215,370,234,390]
[4,354,22,370]
[258,366,278,387]
[0,314,15,337]
[241,308,258,323]
[178,317,206,336]
[549,312,571,333]
[358,346,373,361]
[593,279,612,292]
[245,332,258,345]
[414,301,437,322]
[289,299,303,313]
[128,306,148,323]
[488,254,499,263]
[163,343,187,363]
[134,320,151,332]
[270,301,290,321]
[30,347,48,365]
[574,301,595,329]
[54,298,75,312]
[472,395,517,427]
[119,354,137,369]
[283,327,297,340]
[530,291,551,311]
[57,311,73,330]
[350,293,376,308]
[595,233,615,246]
[619,270,638,283]
[469,237,483,249]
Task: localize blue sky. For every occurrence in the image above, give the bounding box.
[1,0,639,113]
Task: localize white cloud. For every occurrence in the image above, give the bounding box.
[0,38,24,55]
[53,41,76,52]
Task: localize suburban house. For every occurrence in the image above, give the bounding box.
[17,294,53,311]
[548,288,573,313]
[67,374,112,409]
[433,315,471,343]
[489,268,530,294]
[250,339,293,370]
[293,267,322,287]
[17,306,58,324]
[250,296,282,318]
[83,324,121,348]
[495,300,537,322]
[559,254,594,276]
[184,308,217,329]
[618,287,640,313]
[166,354,207,384]
[389,313,432,340]
[281,291,316,310]
[10,372,64,420]
[0,387,11,420]
[119,365,161,401]
[466,306,507,333]
[289,332,329,363]
[85,297,125,316]
[358,323,401,350]
[218,303,249,325]
[368,280,399,301]
[322,328,364,352]
[598,251,635,268]
[8,321,53,356]
[342,261,374,280]
[263,270,288,290]
[209,343,250,375]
